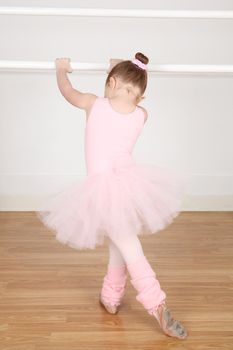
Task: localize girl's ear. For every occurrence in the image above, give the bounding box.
[109,76,116,89]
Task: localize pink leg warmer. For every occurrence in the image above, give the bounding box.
[100,263,128,306]
[126,255,166,315]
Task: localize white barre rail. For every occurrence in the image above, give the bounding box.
[0,7,233,19]
[0,61,233,74]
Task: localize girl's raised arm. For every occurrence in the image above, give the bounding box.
[55,58,97,111]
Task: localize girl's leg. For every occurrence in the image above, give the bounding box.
[109,234,166,314]
[100,237,128,310]
[108,236,125,267]
[109,233,188,339]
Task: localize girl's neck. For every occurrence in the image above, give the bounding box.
[105,90,136,107]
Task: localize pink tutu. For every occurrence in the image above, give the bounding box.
[36,162,187,250]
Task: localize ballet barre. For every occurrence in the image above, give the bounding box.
[0,7,233,19]
[0,61,233,74]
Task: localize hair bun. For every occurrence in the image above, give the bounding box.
[135,52,149,65]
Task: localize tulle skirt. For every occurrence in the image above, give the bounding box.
[36,163,188,250]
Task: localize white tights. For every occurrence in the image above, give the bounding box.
[107,234,145,267]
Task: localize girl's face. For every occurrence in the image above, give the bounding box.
[105,76,144,103]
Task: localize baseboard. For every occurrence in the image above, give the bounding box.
[0,194,232,211]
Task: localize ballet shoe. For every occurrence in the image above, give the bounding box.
[151,302,188,340]
[99,292,120,314]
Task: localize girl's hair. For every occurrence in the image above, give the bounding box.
[105,52,149,101]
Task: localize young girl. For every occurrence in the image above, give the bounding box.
[36,52,188,340]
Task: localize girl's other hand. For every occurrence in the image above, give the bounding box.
[55,58,73,73]
[107,58,124,74]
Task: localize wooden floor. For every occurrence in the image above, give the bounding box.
[0,211,232,350]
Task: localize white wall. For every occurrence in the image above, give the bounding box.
[0,0,233,210]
